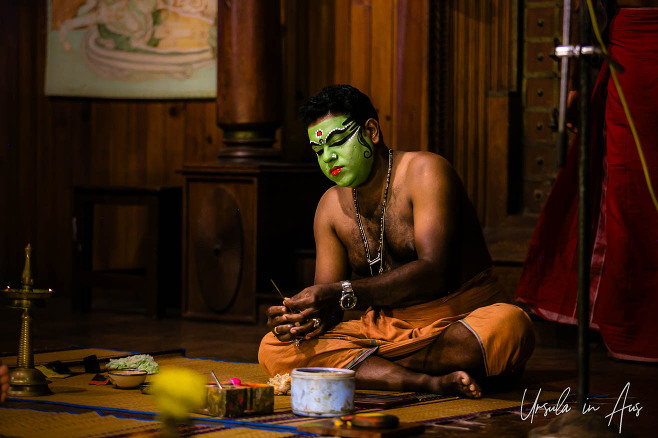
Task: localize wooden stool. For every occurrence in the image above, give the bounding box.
[71,186,182,319]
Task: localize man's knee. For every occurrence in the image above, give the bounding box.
[258,332,279,376]
[491,304,536,375]
[421,322,486,374]
[444,322,484,361]
[505,305,536,358]
[462,303,536,377]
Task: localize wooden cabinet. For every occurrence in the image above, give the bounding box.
[181,162,330,322]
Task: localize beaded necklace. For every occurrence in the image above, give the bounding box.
[352,149,393,277]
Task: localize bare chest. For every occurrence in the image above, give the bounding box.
[336,189,417,277]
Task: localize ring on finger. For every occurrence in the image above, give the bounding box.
[273,325,280,335]
[311,318,321,328]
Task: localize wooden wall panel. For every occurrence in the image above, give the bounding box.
[145,104,169,183]
[281,0,307,162]
[476,3,488,219]
[393,0,429,152]
[281,0,429,160]
[370,0,394,144]
[331,0,428,153]
[332,0,352,85]
[488,0,518,92]
[157,103,186,186]
[16,1,40,283]
[307,0,336,97]
[185,103,221,164]
[349,0,372,94]
[0,4,222,294]
[440,0,518,224]
[0,0,21,286]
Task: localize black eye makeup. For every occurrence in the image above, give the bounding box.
[326,131,355,147]
[309,117,359,152]
[312,128,359,156]
[323,126,349,144]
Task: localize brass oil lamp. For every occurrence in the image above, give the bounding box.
[2,244,53,396]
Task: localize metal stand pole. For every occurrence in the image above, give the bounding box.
[555,3,599,411]
[556,0,572,168]
[576,5,591,411]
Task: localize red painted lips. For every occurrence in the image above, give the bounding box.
[330,166,343,176]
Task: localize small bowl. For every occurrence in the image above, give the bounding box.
[108,369,148,389]
[139,382,152,395]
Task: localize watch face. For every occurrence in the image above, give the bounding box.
[341,293,357,310]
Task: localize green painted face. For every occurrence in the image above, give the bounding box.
[308,115,374,187]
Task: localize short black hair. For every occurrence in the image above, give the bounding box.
[299,84,379,128]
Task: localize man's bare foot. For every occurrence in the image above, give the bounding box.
[429,371,482,398]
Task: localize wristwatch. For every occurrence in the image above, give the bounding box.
[339,280,357,310]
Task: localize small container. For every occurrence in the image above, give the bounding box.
[107,369,148,389]
[291,367,355,417]
[199,382,274,417]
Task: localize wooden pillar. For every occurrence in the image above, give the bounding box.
[216,0,283,160]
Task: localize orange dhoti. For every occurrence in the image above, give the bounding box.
[259,271,535,378]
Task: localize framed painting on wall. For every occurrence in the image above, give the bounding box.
[45,0,217,99]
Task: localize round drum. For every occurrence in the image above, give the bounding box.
[291,367,355,417]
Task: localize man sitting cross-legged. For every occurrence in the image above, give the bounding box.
[258,85,535,398]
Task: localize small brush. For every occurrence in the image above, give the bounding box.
[270,279,286,302]
[271,279,299,323]
[211,370,223,389]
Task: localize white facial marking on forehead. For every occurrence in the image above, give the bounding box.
[310,124,359,147]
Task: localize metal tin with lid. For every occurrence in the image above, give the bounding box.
[290,367,355,417]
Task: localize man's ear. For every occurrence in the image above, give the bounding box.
[364,118,380,144]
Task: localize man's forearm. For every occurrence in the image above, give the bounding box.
[348,259,450,308]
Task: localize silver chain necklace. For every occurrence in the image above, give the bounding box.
[352,149,393,277]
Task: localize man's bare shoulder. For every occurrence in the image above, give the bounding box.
[317,185,343,209]
[400,151,458,186]
[314,185,350,224]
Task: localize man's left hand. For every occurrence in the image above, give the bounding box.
[283,283,343,340]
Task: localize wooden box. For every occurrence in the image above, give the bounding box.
[198,382,274,418]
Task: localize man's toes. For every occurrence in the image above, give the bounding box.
[458,375,482,398]
[433,371,482,398]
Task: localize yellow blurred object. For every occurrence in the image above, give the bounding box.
[151,368,207,422]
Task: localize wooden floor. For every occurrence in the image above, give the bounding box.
[1,295,655,437]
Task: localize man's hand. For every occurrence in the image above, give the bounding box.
[266,305,307,342]
[283,283,343,340]
[267,283,343,342]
